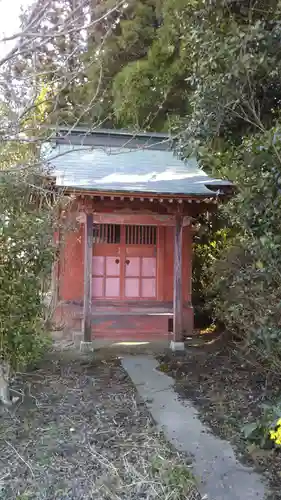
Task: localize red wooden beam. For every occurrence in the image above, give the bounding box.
[173,215,183,342]
[83,213,93,342]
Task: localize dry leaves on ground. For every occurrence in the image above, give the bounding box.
[0,351,200,500]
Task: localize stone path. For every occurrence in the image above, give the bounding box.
[122,355,267,500]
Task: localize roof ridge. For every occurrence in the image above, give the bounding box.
[55,126,172,140]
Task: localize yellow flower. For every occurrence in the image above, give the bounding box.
[270,426,281,446]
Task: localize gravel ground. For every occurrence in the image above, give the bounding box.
[0,350,199,500]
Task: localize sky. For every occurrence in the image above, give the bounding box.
[0,0,32,55]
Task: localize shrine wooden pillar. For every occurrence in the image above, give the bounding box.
[82,213,93,344]
[171,214,185,351]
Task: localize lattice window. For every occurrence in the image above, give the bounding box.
[93,224,121,244]
[125,225,157,245]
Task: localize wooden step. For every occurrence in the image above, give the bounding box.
[54,302,180,341]
[91,313,171,340]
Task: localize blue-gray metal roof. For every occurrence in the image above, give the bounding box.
[45,141,231,196]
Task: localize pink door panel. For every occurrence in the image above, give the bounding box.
[125,257,140,277]
[92,277,103,297]
[125,278,140,297]
[93,256,120,298]
[141,278,156,298]
[106,256,120,276]
[142,257,156,277]
[105,277,120,297]
[92,256,104,276]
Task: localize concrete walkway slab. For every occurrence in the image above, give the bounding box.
[122,355,267,500]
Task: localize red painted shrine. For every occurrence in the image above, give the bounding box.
[49,128,230,343]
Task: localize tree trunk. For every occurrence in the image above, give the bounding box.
[0,361,11,405]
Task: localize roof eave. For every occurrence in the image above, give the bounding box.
[55,186,223,199]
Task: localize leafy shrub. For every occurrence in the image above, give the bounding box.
[205,130,281,366]
[192,211,233,328]
[0,171,55,375]
[243,401,281,449]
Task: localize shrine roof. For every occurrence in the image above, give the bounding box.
[45,127,231,197]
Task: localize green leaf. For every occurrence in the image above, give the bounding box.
[242,423,258,439]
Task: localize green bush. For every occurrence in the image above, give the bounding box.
[0,171,54,374]
[208,130,281,366]
[243,401,281,449]
[192,211,232,328]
